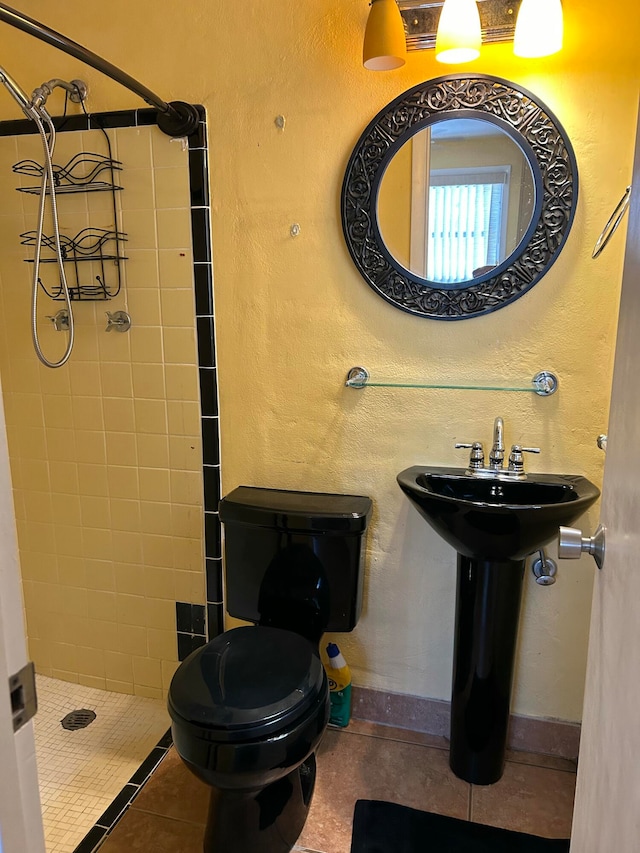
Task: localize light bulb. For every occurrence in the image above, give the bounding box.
[435,0,482,65]
[514,0,564,58]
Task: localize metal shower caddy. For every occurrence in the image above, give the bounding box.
[15,148,127,301]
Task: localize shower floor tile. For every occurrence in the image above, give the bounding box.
[33,675,170,853]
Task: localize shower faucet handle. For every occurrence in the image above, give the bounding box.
[45,309,70,332]
[105,310,131,333]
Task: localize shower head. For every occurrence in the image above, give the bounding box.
[0,63,34,115]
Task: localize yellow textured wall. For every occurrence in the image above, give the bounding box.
[0,126,202,697]
[0,0,638,721]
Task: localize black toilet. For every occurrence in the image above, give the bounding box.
[168,486,372,853]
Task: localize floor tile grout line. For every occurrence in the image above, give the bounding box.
[125,804,207,828]
[506,759,578,775]
[335,726,450,751]
[340,720,576,774]
[338,726,578,775]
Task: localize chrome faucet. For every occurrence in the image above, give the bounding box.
[455,417,541,480]
[489,417,505,469]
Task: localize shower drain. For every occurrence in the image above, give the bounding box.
[60,709,97,731]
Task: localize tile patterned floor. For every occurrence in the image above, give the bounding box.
[33,676,170,853]
[97,718,577,852]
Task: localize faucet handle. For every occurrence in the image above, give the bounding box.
[105,310,131,333]
[455,441,484,470]
[45,309,70,332]
[508,445,540,475]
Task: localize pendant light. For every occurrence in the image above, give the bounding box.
[514,0,564,58]
[435,0,482,64]
[363,0,407,71]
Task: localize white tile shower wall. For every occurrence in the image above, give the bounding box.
[0,120,206,696]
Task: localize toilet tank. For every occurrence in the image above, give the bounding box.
[219,486,373,634]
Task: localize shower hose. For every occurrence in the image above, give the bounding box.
[29,106,75,368]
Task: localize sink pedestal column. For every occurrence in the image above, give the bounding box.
[449,555,525,785]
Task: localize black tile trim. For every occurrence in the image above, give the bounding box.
[205,512,222,559]
[192,604,206,635]
[188,120,208,150]
[206,557,223,603]
[95,783,139,829]
[72,825,107,853]
[135,109,158,126]
[189,148,210,206]
[0,109,130,137]
[128,746,167,785]
[202,417,220,465]
[176,601,192,633]
[52,115,90,133]
[199,368,219,417]
[72,729,172,853]
[0,114,87,136]
[196,316,216,367]
[176,601,206,634]
[0,106,203,136]
[89,110,138,129]
[157,728,173,749]
[177,631,207,661]
[190,207,212,263]
[207,602,225,639]
[203,464,221,512]
[194,263,214,317]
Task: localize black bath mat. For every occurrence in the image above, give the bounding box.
[350,800,570,853]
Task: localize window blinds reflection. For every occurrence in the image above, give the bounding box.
[427,169,509,283]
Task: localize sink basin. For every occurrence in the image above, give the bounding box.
[397,466,600,561]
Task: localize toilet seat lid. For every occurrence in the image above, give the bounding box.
[168,626,326,740]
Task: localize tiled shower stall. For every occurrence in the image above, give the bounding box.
[0,106,222,849]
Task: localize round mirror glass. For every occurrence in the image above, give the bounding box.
[377,118,536,285]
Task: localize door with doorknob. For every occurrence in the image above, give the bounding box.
[568,105,640,852]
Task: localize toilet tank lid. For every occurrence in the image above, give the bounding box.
[219,486,373,533]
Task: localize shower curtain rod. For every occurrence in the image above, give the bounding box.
[0,1,199,136]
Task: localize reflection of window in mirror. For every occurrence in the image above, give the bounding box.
[377,118,535,285]
[426,165,510,283]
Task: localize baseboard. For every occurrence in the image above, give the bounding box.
[351,686,580,762]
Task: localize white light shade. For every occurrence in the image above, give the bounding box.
[514,0,564,58]
[363,0,407,71]
[435,0,482,64]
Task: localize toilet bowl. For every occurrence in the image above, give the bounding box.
[168,486,372,853]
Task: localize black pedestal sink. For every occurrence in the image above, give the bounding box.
[397,465,600,785]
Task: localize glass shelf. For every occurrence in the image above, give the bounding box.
[345,367,558,396]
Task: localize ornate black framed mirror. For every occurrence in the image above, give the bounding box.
[341,75,578,320]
